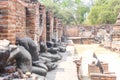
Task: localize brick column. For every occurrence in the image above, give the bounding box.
[46,10,54,41]
[0,0,27,44]
[39,4,46,43]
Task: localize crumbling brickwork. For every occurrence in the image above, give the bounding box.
[15,0,26,38]
[39,4,46,43]
[46,10,54,41]
[26,3,40,45]
[0,0,26,44]
[0,0,63,45]
[58,19,63,41]
[90,73,116,80]
[88,63,108,73]
[53,17,58,41]
[66,26,79,37]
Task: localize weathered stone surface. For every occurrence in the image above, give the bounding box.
[0,48,10,69]
[32,66,47,76]
[16,37,39,61]
[90,73,116,80]
[7,46,32,73]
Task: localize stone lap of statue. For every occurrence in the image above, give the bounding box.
[7,46,32,73]
[0,48,10,69]
[16,37,48,76]
[16,37,39,61]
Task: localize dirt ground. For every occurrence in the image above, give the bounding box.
[74,44,120,80]
[46,44,120,80]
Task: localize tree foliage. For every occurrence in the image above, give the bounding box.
[39,0,120,26]
[38,0,89,25]
[86,0,120,25]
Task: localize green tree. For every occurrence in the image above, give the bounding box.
[39,0,89,25]
[87,0,120,25]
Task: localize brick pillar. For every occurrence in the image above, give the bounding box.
[0,0,28,44]
[88,62,108,73]
[39,5,46,43]
[46,10,54,41]
[53,17,59,41]
[15,0,26,38]
[58,19,63,41]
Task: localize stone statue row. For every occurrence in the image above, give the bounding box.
[0,37,66,80]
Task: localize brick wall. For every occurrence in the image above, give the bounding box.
[39,4,46,43]
[90,73,116,80]
[66,26,79,37]
[0,1,10,42]
[0,0,62,45]
[53,17,58,41]
[26,3,40,45]
[46,11,54,41]
[58,19,63,41]
[0,0,26,44]
[15,0,26,38]
[88,62,108,74]
[21,0,37,3]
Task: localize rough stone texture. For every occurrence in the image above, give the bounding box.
[46,10,54,41]
[88,63,108,74]
[0,0,46,45]
[39,4,46,43]
[0,0,27,44]
[65,26,79,37]
[112,13,120,41]
[111,13,120,50]
[53,17,58,41]
[15,0,26,38]
[0,0,63,45]
[26,3,40,45]
[90,73,116,80]
[58,19,63,41]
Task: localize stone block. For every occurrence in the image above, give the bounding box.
[88,62,108,74]
[90,73,116,80]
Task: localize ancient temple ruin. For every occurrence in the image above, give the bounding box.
[112,12,120,41]
[0,0,65,79]
[46,10,54,42]
[111,12,120,50]
[0,0,64,45]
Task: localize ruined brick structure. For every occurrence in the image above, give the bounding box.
[112,13,120,41]
[39,4,46,43]
[46,10,54,41]
[53,17,58,41]
[26,2,40,45]
[0,0,64,45]
[58,19,63,41]
[89,62,116,80]
[0,0,26,44]
[65,26,79,37]
[0,0,46,45]
[88,63,108,73]
[110,13,120,50]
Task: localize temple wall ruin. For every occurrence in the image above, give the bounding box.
[46,11,54,41]
[58,20,63,41]
[53,17,59,41]
[0,0,64,45]
[39,4,46,43]
[0,0,26,44]
[26,3,40,45]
